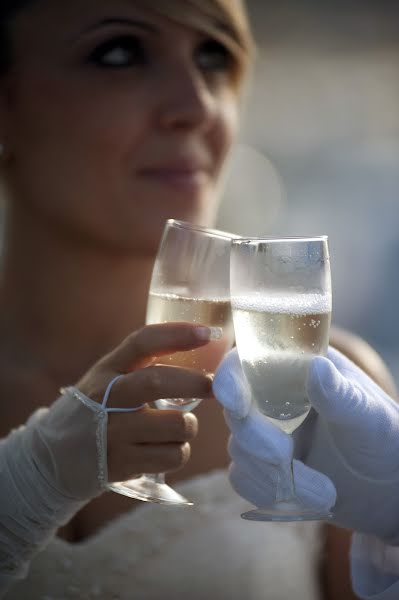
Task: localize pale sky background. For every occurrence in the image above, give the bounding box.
[218,0,399,381]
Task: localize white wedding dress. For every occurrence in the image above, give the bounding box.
[6,470,323,600]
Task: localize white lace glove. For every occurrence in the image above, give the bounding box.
[0,382,128,597]
[0,394,98,595]
[212,349,336,514]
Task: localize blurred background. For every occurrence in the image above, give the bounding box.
[218,0,399,382]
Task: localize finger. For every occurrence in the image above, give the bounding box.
[229,460,336,512]
[228,437,278,485]
[101,322,218,372]
[307,355,373,427]
[108,409,198,444]
[327,346,356,371]
[229,436,336,510]
[213,349,251,419]
[229,463,276,507]
[292,459,337,510]
[328,346,391,397]
[108,442,191,482]
[107,365,213,409]
[224,405,293,465]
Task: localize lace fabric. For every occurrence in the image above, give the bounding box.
[5,470,324,600]
[0,425,84,595]
[0,391,108,594]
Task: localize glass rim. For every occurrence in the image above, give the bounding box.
[232,235,328,244]
[166,219,241,240]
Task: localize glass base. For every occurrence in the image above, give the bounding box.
[108,476,193,506]
[241,501,333,522]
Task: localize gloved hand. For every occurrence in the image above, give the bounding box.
[212,349,337,515]
[302,346,399,542]
[213,347,399,543]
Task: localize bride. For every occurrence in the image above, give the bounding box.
[0,0,394,597]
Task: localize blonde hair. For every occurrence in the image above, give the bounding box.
[136,0,254,89]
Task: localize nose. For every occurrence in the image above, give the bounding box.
[157,63,217,133]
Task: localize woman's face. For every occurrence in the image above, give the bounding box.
[1,0,240,252]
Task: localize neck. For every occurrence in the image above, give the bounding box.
[0,206,155,383]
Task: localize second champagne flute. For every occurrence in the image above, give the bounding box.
[109,219,236,505]
[231,236,332,521]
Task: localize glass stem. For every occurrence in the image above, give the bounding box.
[276,461,296,503]
[144,473,165,484]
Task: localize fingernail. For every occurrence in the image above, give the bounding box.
[195,326,223,341]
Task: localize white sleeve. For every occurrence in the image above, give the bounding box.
[0,390,109,596]
[351,532,399,599]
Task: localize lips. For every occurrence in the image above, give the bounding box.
[140,168,208,185]
[138,160,211,189]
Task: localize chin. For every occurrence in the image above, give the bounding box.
[145,185,218,223]
[114,192,219,252]
[168,198,219,229]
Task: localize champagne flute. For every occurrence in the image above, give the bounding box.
[108,219,236,505]
[230,236,332,521]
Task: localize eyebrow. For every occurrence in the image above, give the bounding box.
[77,18,159,38]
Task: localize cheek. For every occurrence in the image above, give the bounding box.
[11,77,133,166]
[8,73,143,208]
[213,97,239,168]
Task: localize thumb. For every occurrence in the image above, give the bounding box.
[307,356,368,429]
[213,349,251,419]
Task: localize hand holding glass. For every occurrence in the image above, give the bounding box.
[109,219,235,505]
[230,236,332,521]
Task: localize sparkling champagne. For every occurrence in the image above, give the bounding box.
[146,291,234,409]
[233,294,331,433]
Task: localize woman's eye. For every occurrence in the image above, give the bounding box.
[195,39,233,74]
[88,36,146,68]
